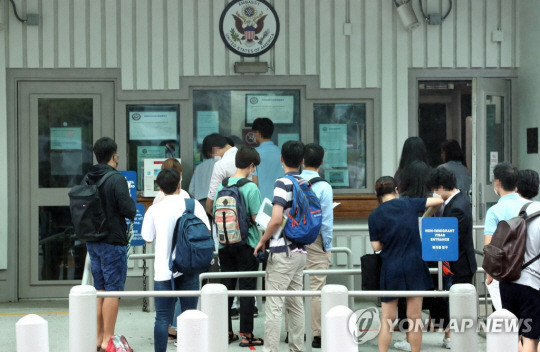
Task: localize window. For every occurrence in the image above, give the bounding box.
[126,105,180,190]
[192,90,301,165]
[314,103,367,190]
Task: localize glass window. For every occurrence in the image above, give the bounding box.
[126,105,180,190]
[314,103,367,190]
[192,90,301,165]
[38,98,94,188]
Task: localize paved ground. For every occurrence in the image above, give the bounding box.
[2,299,487,351]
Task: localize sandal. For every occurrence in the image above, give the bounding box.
[239,334,264,347]
[168,332,177,342]
[228,333,239,344]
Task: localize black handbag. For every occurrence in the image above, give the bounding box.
[360,253,382,290]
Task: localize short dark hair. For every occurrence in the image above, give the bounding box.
[426,167,457,191]
[400,160,431,198]
[156,168,180,195]
[93,137,117,164]
[281,140,304,168]
[517,169,539,200]
[205,133,229,149]
[375,176,397,204]
[235,146,261,169]
[303,143,324,168]
[493,162,519,192]
[441,139,466,166]
[252,118,274,139]
[201,135,214,159]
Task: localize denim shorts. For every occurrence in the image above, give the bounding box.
[86,241,127,291]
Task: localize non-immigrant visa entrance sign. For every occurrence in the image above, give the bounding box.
[421,217,458,261]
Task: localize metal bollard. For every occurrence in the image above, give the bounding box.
[449,283,477,352]
[486,309,519,352]
[177,310,209,352]
[325,306,357,352]
[321,285,348,352]
[69,285,97,352]
[16,314,49,352]
[200,283,228,352]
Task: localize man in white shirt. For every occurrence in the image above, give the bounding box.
[205,134,238,214]
[141,168,210,352]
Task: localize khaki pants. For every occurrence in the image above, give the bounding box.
[263,251,306,352]
[306,235,331,337]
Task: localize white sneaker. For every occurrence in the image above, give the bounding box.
[442,337,451,349]
[394,339,412,351]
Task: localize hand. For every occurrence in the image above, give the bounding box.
[253,241,265,257]
[485,274,493,285]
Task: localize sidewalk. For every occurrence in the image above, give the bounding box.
[2,299,486,351]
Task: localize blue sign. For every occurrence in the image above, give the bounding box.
[120,171,137,201]
[129,203,146,246]
[421,217,458,261]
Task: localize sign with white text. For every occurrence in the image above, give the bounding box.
[422,217,458,261]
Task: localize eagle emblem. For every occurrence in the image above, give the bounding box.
[231,6,270,46]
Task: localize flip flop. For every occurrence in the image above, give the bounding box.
[229,333,239,344]
[239,335,264,347]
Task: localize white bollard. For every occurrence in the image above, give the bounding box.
[200,284,228,352]
[16,314,49,352]
[69,285,97,352]
[325,306,357,352]
[449,283,477,352]
[321,285,348,352]
[486,309,519,352]
[177,310,209,352]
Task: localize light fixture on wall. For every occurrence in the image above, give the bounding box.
[419,0,453,25]
[234,62,268,74]
[394,0,420,30]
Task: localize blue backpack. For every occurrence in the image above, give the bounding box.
[282,175,323,245]
[169,199,214,275]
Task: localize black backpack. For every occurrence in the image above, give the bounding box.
[68,171,117,242]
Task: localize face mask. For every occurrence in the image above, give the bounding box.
[494,187,499,197]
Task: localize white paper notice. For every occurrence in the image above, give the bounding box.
[129,111,177,140]
[319,124,348,168]
[197,111,219,143]
[246,95,294,124]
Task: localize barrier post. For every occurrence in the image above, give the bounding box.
[69,285,97,352]
[321,285,348,352]
[177,310,209,352]
[486,309,519,352]
[449,284,477,352]
[325,306,357,352]
[200,284,228,352]
[16,314,49,352]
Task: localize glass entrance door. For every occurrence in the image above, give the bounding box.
[18,81,114,298]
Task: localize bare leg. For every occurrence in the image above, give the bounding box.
[522,337,539,352]
[378,299,398,352]
[100,297,120,350]
[96,295,104,349]
[406,297,424,352]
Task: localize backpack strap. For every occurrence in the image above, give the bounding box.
[221,177,230,187]
[309,176,327,185]
[95,170,117,187]
[184,198,195,214]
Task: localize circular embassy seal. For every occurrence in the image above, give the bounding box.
[219,0,280,57]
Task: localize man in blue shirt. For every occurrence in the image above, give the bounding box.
[300,143,333,349]
[252,118,283,201]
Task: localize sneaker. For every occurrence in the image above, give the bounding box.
[231,308,239,320]
[394,339,412,351]
[312,336,321,348]
[442,337,451,349]
[284,332,288,343]
[253,306,258,318]
[174,340,177,347]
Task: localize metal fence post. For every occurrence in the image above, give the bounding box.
[69,285,97,352]
[177,310,209,352]
[16,314,49,352]
[200,283,228,352]
[486,309,519,352]
[449,283,477,352]
[325,306,357,352]
[321,284,348,352]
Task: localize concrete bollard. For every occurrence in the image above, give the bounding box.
[449,283,477,352]
[321,285,348,352]
[177,310,209,352]
[325,306,357,352]
[16,314,49,352]
[69,285,97,352]
[486,309,519,352]
[200,284,228,352]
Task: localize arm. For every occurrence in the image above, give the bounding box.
[254,204,284,255]
[371,241,383,252]
[140,207,155,244]
[422,197,444,217]
[252,175,259,186]
[319,184,334,251]
[114,175,137,220]
[206,162,221,212]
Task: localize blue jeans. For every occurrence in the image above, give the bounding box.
[153,273,199,352]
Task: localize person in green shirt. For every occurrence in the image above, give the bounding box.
[213,146,264,347]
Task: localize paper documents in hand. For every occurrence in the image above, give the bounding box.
[255,198,287,237]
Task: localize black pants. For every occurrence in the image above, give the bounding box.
[218,243,258,334]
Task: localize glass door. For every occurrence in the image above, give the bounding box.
[18,81,114,298]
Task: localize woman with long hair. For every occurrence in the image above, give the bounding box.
[394,137,429,192]
[368,176,443,352]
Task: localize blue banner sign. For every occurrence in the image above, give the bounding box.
[121,171,145,246]
[421,217,458,261]
[120,171,137,201]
